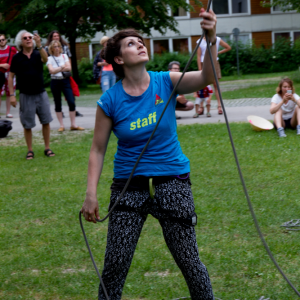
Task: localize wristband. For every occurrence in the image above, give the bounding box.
[36,46,43,50]
[210,39,217,46]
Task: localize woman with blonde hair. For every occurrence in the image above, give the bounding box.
[270,78,300,137]
[46,40,84,131]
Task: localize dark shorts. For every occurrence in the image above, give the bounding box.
[176,101,187,109]
[274,118,295,130]
[19,91,53,129]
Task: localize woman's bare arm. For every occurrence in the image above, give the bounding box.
[81,106,112,223]
[218,39,231,55]
[170,9,217,94]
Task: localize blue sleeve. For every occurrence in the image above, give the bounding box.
[162,71,174,93]
[97,92,113,118]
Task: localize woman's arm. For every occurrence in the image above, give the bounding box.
[81,106,112,223]
[61,60,71,72]
[170,9,217,94]
[197,47,202,71]
[218,39,231,56]
[47,63,65,75]
[270,100,285,114]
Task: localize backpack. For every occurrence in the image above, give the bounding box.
[0,120,12,138]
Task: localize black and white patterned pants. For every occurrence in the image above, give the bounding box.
[98,178,214,300]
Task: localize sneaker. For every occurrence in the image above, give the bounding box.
[277,127,286,137]
[6,114,13,118]
[206,112,211,117]
[297,125,300,135]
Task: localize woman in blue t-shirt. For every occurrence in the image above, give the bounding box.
[81,8,217,300]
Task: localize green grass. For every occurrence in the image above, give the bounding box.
[214,82,300,100]
[219,70,297,82]
[1,123,300,300]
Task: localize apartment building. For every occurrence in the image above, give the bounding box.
[80,0,300,60]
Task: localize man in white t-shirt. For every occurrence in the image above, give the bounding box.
[270,78,300,137]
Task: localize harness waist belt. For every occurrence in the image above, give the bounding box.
[111,173,190,192]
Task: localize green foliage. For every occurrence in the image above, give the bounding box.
[261,0,300,12]
[291,69,300,83]
[0,0,202,84]
[43,64,51,88]
[146,52,197,72]
[77,57,94,88]
[219,38,300,76]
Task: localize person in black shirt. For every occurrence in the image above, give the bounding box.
[9,30,55,160]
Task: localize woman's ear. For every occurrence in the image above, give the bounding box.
[114,56,124,65]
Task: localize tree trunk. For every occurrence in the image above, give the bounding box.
[69,35,80,84]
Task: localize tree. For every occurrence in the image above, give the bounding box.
[0,0,202,83]
[261,0,300,12]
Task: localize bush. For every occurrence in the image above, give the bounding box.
[77,57,94,88]
[146,52,197,72]
[43,64,51,87]
[219,38,300,76]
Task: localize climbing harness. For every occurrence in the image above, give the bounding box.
[79,0,300,298]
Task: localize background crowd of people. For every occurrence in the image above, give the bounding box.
[1,26,299,160]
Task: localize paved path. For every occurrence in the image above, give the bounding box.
[1,98,273,133]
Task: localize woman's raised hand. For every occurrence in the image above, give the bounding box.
[199,8,217,43]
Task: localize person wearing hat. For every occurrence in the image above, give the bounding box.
[98,36,116,94]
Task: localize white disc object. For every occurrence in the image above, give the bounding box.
[247,115,274,132]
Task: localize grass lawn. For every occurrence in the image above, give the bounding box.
[1,123,300,300]
[218,70,297,82]
[214,82,300,100]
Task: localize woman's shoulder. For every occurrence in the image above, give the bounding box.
[271,93,281,101]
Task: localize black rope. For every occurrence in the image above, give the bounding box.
[79,0,300,298]
[205,33,300,298]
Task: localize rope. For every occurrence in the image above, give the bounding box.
[281,219,300,231]
[79,0,300,298]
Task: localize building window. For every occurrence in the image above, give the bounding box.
[91,44,102,58]
[212,0,249,15]
[151,37,191,57]
[153,40,169,54]
[271,2,293,13]
[173,38,189,53]
[168,0,190,19]
[294,32,300,41]
[171,7,188,17]
[273,31,300,44]
[274,32,290,41]
[213,0,229,14]
[232,0,248,13]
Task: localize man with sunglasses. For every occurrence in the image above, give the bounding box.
[0,34,17,118]
[9,30,55,160]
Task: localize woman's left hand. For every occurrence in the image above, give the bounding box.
[199,8,217,43]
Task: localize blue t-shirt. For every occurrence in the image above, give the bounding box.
[97,71,190,178]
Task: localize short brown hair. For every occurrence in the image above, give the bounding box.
[0,34,6,39]
[276,78,295,96]
[101,29,144,78]
[48,40,63,55]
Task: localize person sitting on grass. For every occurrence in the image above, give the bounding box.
[168,61,194,119]
[270,78,300,138]
[193,85,213,118]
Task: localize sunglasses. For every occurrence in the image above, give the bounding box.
[23,36,33,40]
[0,39,6,42]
